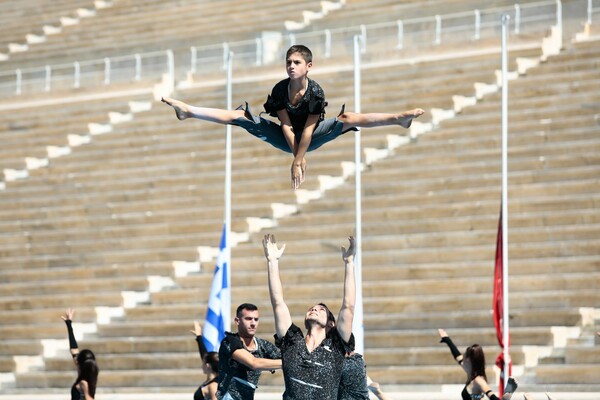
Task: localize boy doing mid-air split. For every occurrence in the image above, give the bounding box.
[162,45,424,189]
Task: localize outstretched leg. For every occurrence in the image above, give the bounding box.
[162,97,246,125]
[338,108,425,131]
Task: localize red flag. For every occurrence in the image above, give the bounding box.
[493,209,511,395]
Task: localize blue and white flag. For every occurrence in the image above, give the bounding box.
[202,224,230,352]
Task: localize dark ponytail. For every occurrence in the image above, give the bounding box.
[76,350,99,398]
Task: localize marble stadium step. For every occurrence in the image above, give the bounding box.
[0,275,150,297]
[0,306,98,325]
[227,233,600,262]
[0,339,43,356]
[299,190,600,216]
[0,291,123,312]
[426,120,600,153]
[2,220,598,263]
[281,207,600,235]
[11,154,594,214]
[13,368,285,389]
[0,245,200,269]
[0,219,230,244]
[362,346,527,367]
[2,190,596,250]
[535,364,600,384]
[364,327,555,348]
[118,289,599,323]
[148,272,600,313]
[215,248,600,277]
[0,356,15,372]
[118,305,589,333]
[0,324,68,341]
[362,309,584,331]
[366,365,486,385]
[0,261,173,283]
[564,347,600,364]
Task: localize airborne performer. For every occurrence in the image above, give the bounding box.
[162,45,424,189]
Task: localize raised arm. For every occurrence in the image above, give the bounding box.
[232,349,282,371]
[438,329,467,373]
[263,234,292,339]
[336,236,356,343]
[190,320,207,361]
[61,308,79,363]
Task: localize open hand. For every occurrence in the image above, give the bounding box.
[190,320,202,337]
[341,236,356,262]
[61,308,75,322]
[438,329,448,338]
[263,234,286,261]
[291,161,303,190]
[300,158,307,185]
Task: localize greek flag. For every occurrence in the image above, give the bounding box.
[202,224,230,352]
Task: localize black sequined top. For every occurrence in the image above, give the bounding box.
[216,332,281,400]
[263,78,327,138]
[279,324,348,400]
[338,352,369,400]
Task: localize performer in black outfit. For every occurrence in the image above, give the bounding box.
[216,303,282,400]
[438,329,518,400]
[333,313,391,400]
[191,320,219,400]
[263,234,356,400]
[162,45,424,190]
[61,309,99,400]
[338,334,369,400]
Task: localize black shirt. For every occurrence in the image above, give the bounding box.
[216,332,281,400]
[279,324,348,400]
[263,78,327,138]
[338,353,369,400]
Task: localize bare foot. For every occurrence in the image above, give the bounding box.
[161,97,190,120]
[398,108,425,128]
[505,376,518,394]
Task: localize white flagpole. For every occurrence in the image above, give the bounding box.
[224,51,233,332]
[500,14,510,385]
[353,34,364,355]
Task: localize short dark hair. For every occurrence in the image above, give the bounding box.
[286,45,313,63]
[236,303,258,317]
